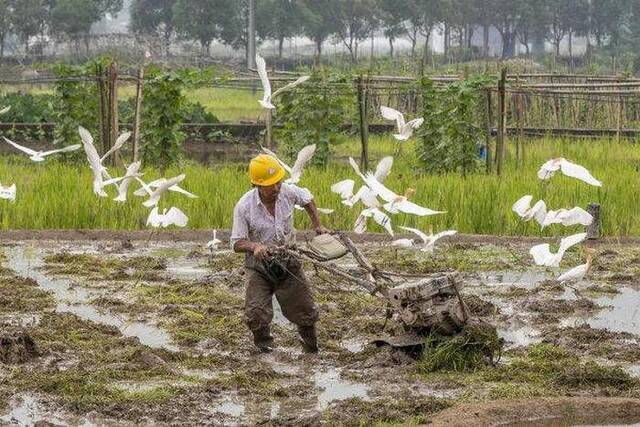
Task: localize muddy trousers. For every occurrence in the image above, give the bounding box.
[244,266,319,351]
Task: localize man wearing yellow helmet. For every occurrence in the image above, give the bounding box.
[231,154,327,353]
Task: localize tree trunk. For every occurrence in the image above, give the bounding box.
[483,24,489,57]
[164,29,171,57]
[278,37,284,59]
[422,33,431,68]
[315,39,323,61]
[501,32,515,58]
[568,31,573,59]
[84,35,90,54]
[444,23,450,56]
[410,33,417,58]
[389,37,394,58]
[0,34,4,59]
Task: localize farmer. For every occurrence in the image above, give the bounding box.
[231,154,327,353]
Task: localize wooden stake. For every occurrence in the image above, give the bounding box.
[484,88,493,174]
[96,63,107,154]
[586,203,601,240]
[264,108,273,149]
[108,61,119,166]
[357,75,370,171]
[132,66,144,163]
[496,68,507,176]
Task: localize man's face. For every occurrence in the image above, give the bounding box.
[258,181,282,203]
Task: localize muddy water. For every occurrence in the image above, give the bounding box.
[4,245,178,352]
[313,368,369,409]
[561,288,640,336]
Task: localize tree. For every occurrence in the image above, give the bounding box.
[50,0,123,53]
[332,0,377,62]
[172,0,240,54]
[489,0,521,58]
[130,0,176,56]
[0,0,12,58]
[376,0,408,58]
[257,0,302,59]
[11,0,49,53]
[298,0,341,61]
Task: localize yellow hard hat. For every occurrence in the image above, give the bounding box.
[249,154,286,186]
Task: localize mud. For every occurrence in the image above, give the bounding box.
[1,237,640,425]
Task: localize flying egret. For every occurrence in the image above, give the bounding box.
[380,106,424,141]
[294,204,334,214]
[137,174,187,208]
[114,161,143,202]
[512,195,547,226]
[132,178,197,199]
[146,207,189,228]
[557,249,595,284]
[261,144,316,184]
[361,172,444,216]
[537,158,602,187]
[0,106,10,115]
[3,137,80,162]
[334,156,393,207]
[256,53,310,110]
[206,230,222,253]
[398,226,458,253]
[529,232,587,268]
[353,188,394,236]
[542,207,593,229]
[79,126,122,197]
[0,183,16,202]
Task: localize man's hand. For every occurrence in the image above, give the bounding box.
[253,243,272,260]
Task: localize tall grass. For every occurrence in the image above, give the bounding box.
[0,137,639,236]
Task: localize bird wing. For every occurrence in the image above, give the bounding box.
[135,177,154,196]
[165,207,189,227]
[133,178,163,196]
[512,195,533,217]
[370,208,394,236]
[78,126,103,169]
[530,244,554,266]
[146,207,162,227]
[261,146,292,174]
[363,172,398,203]
[392,238,414,247]
[359,187,381,209]
[289,144,316,182]
[557,264,587,283]
[537,159,561,180]
[398,226,429,244]
[40,144,82,157]
[395,200,446,217]
[255,54,272,99]
[407,117,424,130]
[0,106,10,115]
[272,75,311,98]
[114,161,142,201]
[559,159,602,187]
[354,212,368,233]
[3,137,37,156]
[559,207,594,227]
[317,208,334,215]
[168,184,198,199]
[100,131,131,162]
[380,106,404,129]
[374,156,393,182]
[348,157,368,183]
[558,232,587,256]
[530,200,548,225]
[331,179,355,200]
[542,209,561,228]
[433,230,458,241]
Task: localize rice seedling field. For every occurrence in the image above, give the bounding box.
[1,136,638,236]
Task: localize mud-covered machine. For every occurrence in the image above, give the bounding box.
[280,233,471,350]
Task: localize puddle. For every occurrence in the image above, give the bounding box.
[480,271,551,289]
[214,400,245,417]
[4,246,178,352]
[561,288,640,336]
[269,402,280,419]
[166,258,210,280]
[0,313,41,327]
[340,338,366,353]
[498,321,542,349]
[313,368,369,409]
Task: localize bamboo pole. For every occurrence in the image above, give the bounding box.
[496,68,507,176]
[96,64,107,155]
[484,88,493,174]
[132,66,144,163]
[357,75,370,171]
[108,61,119,166]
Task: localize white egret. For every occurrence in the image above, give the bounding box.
[398,226,458,253]
[114,161,143,202]
[294,204,334,214]
[79,126,129,197]
[256,54,310,110]
[3,137,80,162]
[206,230,222,252]
[137,174,186,208]
[512,195,547,226]
[261,144,316,184]
[538,158,602,187]
[0,183,16,202]
[362,172,444,216]
[529,232,587,268]
[542,207,593,229]
[0,106,10,115]
[335,157,393,207]
[146,207,189,228]
[353,188,394,236]
[132,178,197,199]
[557,249,595,284]
[380,106,424,141]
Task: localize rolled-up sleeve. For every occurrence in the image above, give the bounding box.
[291,185,313,207]
[230,202,249,248]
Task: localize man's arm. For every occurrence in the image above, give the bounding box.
[233,239,271,260]
[303,200,328,235]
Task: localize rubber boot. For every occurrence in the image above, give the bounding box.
[298,325,318,353]
[252,326,274,353]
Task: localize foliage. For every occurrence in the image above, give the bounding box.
[274,69,353,166]
[172,0,241,52]
[0,92,54,140]
[417,75,491,175]
[11,0,49,51]
[50,0,123,44]
[139,67,187,169]
[130,0,176,55]
[256,0,303,58]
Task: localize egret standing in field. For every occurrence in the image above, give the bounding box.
[3,137,81,162]
[380,106,424,141]
[557,249,596,284]
[255,53,310,111]
[0,183,16,202]
[206,230,222,253]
